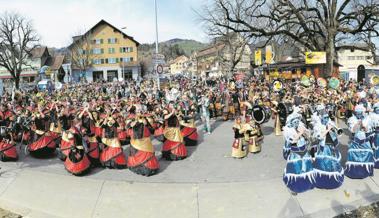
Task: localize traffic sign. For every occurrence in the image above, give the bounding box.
[157,64,163,74]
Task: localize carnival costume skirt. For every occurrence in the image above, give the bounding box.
[127,146,159,176]
[373,132,379,168]
[100,144,127,169]
[283,152,314,193]
[64,150,91,176]
[283,140,290,160]
[162,139,187,161]
[0,141,18,161]
[345,139,374,179]
[85,136,100,165]
[162,128,187,161]
[181,126,198,146]
[313,144,344,189]
[58,133,71,161]
[28,133,56,157]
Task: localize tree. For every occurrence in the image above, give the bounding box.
[218,33,250,76]
[69,33,96,82]
[200,0,379,77]
[0,12,39,89]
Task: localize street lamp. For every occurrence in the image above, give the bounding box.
[154,0,160,90]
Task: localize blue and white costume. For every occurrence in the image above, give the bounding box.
[369,102,379,168]
[283,113,314,193]
[282,106,302,160]
[312,113,344,189]
[345,105,374,179]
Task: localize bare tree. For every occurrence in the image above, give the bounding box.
[0,12,39,89]
[218,33,250,76]
[69,32,96,82]
[200,0,379,77]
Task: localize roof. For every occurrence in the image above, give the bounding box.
[170,55,188,64]
[69,20,140,48]
[47,55,65,70]
[31,47,49,59]
[197,43,225,58]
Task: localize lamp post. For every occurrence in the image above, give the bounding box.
[154,0,160,90]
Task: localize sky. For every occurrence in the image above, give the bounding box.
[0,0,209,48]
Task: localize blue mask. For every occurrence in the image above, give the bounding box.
[321,116,329,125]
[291,119,300,128]
[355,112,364,119]
[375,108,379,114]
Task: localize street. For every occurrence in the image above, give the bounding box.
[0,119,379,218]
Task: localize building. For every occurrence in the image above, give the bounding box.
[337,46,377,81]
[68,20,140,82]
[196,43,225,77]
[169,55,189,75]
[196,35,252,78]
[0,46,67,87]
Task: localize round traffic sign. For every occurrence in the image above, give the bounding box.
[157,64,163,74]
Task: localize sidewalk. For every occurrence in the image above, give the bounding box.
[1,169,379,218]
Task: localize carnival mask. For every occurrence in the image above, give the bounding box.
[355,112,364,120]
[291,119,300,128]
[321,116,329,126]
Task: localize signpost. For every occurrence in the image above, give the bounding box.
[157,64,163,74]
[305,52,326,64]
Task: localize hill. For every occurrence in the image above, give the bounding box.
[138,38,207,61]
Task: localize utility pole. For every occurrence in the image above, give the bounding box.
[154,0,160,90]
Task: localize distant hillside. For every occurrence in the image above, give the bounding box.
[138,38,207,61]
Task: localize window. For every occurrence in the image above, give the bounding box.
[108,48,115,54]
[92,59,102,65]
[93,39,103,44]
[121,57,133,62]
[108,38,118,44]
[120,47,134,53]
[108,58,117,64]
[92,48,103,54]
[348,56,356,60]
[357,56,364,60]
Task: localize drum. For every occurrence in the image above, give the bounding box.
[277,103,293,126]
[0,126,8,137]
[272,80,283,92]
[252,105,272,124]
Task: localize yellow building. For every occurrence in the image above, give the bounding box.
[68,20,140,82]
[170,55,189,75]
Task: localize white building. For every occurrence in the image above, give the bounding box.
[337,47,378,81]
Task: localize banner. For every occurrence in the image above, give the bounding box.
[255,49,262,66]
[305,52,326,64]
[265,46,273,64]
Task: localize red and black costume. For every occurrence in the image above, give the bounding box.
[28,110,57,157]
[162,112,187,161]
[58,114,74,161]
[100,118,127,169]
[0,123,18,161]
[179,101,198,146]
[127,118,159,176]
[63,127,91,176]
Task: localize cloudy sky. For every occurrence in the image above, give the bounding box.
[0,0,209,47]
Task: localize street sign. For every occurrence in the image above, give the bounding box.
[153,53,166,65]
[157,64,163,74]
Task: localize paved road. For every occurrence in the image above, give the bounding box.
[0,118,379,218]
